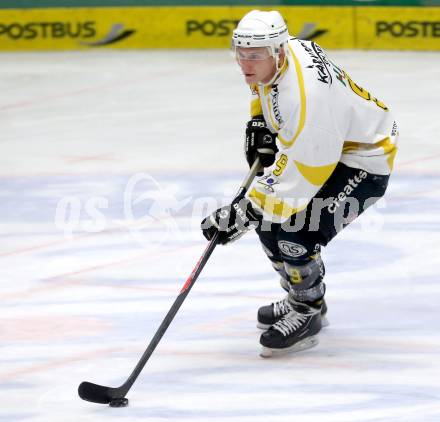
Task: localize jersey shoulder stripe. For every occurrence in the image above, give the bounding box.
[277,44,306,149]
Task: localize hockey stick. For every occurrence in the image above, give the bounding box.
[78,158,261,405]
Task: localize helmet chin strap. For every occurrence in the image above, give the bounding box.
[260,47,285,86]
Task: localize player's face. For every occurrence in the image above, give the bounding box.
[236,47,276,85]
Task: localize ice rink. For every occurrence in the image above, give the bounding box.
[1,48,440,421]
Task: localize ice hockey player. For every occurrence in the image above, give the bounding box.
[201,10,398,356]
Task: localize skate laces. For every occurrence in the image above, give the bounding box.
[272,298,292,317]
[272,311,308,337]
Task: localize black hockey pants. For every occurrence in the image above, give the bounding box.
[255,162,390,302]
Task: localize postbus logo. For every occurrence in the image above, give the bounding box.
[186,19,328,40]
[0,21,135,46]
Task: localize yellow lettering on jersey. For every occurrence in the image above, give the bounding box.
[345,72,389,111]
[347,78,371,101]
[249,188,307,218]
[273,154,288,176]
[372,97,388,111]
[277,45,306,149]
[294,161,338,186]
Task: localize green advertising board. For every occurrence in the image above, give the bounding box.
[1,0,439,9]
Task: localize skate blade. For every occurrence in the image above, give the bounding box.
[256,322,271,330]
[260,336,319,358]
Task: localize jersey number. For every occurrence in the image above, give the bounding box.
[332,63,388,111]
[289,268,303,284]
[347,77,388,111]
[273,154,288,176]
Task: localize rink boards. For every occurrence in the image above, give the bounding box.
[0,5,439,51]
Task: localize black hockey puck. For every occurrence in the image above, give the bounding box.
[109,397,129,408]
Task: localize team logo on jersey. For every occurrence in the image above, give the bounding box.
[257,174,279,193]
[300,41,333,85]
[278,241,308,258]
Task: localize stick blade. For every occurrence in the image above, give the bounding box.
[78,381,112,404]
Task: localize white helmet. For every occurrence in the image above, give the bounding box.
[232,10,290,56]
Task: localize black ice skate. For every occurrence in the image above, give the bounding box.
[257,295,293,329]
[259,302,322,358]
[257,296,328,330]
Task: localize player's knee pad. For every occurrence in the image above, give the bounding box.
[284,253,325,286]
[284,254,326,302]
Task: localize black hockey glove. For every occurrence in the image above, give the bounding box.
[201,196,261,245]
[245,116,278,175]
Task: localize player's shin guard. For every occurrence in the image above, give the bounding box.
[257,254,328,329]
[284,255,328,327]
[284,254,325,300]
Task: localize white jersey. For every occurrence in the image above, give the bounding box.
[246,38,398,223]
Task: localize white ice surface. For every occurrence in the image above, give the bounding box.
[1,49,440,422]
